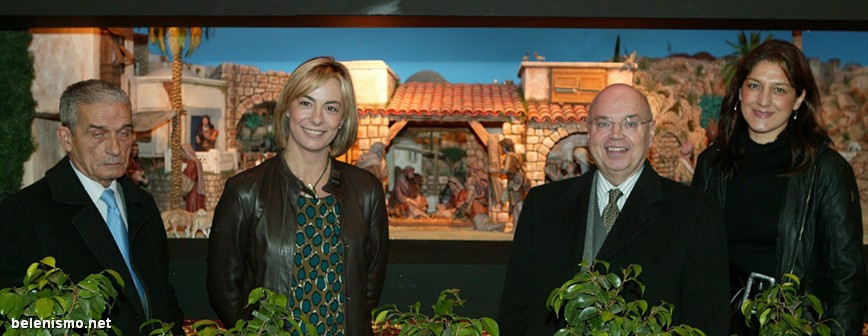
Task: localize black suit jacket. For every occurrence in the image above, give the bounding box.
[0,158,184,335]
[498,163,729,335]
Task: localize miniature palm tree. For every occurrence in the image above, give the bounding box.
[722,31,772,86]
[148,27,212,209]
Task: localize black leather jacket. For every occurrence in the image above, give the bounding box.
[693,143,867,335]
[207,154,389,335]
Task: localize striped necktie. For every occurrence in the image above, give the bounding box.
[602,188,623,233]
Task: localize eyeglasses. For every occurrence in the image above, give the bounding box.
[588,116,653,133]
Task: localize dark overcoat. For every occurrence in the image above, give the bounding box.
[0,158,184,335]
[498,162,730,335]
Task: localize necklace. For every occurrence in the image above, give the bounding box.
[307,159,330,194]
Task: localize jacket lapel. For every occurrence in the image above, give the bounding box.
[597,163,662,259]
[121,178,148,245]
[119,178,150,319]
[562,171,594,270]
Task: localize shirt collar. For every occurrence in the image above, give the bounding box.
[69,160,119,204]
[595,165,644,213]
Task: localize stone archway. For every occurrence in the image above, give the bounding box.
[219,63,289,150]
[524,122,588,187]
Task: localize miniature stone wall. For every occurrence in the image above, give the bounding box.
[147,171,229,213]
[218,63,289,150]
[354,115,391,163]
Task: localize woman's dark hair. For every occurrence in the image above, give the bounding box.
[716,39,827,178]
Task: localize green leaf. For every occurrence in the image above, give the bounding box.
[34,297,55,319]
[52,295,68,312]
[816,322,831,336]
[103,269,125,288]
[574,293,596,308]
[758,308,771,326]
[595,289,608,305]
[247,287,265,306]
[636,300,648,314]
[804,294,824,317]
[781,314,802,330]
[0,292,25,318]
[274,293,288,308]
[374,309,391,324]
[23,262,41,285]
[433,299,455,316]
[191,319,220,330]
[285,316,303,334]
[606,273,622,289]
[595,260,610,271]
[39,257,56,268]
[0,292,17,315]
[78,279,100,294]
[479,317,499,336]
[430,321,445,335]
[553,329,571,336]
[577,306,599,322]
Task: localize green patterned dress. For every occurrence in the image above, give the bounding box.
[290,194,345,335]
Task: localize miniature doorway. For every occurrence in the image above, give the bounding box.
[544,132,591,183]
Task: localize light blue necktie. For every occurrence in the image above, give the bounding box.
[100,189,149,316]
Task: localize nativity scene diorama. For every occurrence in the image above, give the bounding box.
[22,28,868,241]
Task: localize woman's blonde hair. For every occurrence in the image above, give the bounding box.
[273,56,358,157]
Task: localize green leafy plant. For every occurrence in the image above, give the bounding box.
[546,260,705,336]
[739,274,839,336]
[144,287,319,336]
[372,288,499,336]
[0,257,124,336]
[187,288,318,336]
[0,30,36,195]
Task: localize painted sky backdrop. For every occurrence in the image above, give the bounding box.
[144,28,868,84]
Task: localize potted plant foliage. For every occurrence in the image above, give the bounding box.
[739,273,839,336]
[372,288,499,336]
[0,257,124,336]
[192,288,317,336]
[546,260,705,336]
[138,287,319,336]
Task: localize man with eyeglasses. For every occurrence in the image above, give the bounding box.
[498,84,729,335]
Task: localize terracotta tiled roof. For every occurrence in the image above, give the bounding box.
[358,82,525,119]
[526,102,589,123]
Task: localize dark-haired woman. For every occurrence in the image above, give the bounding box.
[692,40,866,335]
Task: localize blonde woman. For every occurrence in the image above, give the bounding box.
[208,56,388,335]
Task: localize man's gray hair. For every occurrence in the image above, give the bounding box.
[59,79,131,131]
